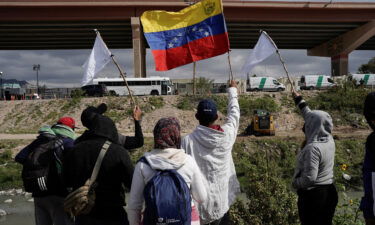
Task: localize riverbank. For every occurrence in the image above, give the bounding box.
[0,136,368,224]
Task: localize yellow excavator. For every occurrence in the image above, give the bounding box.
[245,109,275,136]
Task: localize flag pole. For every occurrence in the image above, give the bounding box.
[110,55,136,106]
[227,51,234,81]
[193,62,196,95]
[275,50,295,92]
[93,29,136,106]
[262,30,296,92]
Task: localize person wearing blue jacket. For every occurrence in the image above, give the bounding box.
[361,92,375,225]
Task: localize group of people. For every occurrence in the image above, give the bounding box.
[14,80,375,225]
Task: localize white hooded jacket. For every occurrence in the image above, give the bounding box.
[181,87,241,223]
[127,148,207,225]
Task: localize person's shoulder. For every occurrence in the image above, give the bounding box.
[302,143,323,155]
[108,142,131,158]
[183,154,198,168]
[182,133,194,142]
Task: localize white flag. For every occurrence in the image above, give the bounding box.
[81,33,112,86]
[240,31,278,76]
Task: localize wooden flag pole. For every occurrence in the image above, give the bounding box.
[110,55,136,106]
[227,51,234,81]
[193,62,196,95]
[261,30,295,92]
[275,50,296,92]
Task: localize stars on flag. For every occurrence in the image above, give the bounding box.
[166,25,211,49]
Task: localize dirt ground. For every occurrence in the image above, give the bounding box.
[0,92,370,142]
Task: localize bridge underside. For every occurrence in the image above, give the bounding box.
[0,0,374,77]
[0,20,374,50]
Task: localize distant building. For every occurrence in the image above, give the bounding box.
[1,82,26,100]
[172,78,246,95]
[42,88,78,99]
[171,79,194,95]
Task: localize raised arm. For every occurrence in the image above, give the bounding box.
[222,80,240,135]
[118,106,144,151]
[293,91,311,120]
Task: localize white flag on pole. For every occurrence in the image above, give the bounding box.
[240,31,278,76]
[81,32,112,86]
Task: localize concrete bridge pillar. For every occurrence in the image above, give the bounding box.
[308,20,375,76]
[331,54,348,77]
[131,17,146,78]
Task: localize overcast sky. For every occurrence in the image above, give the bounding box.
[0,0,373,87]
[0,48,373,88]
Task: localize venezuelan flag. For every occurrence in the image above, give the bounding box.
[141,0,229,71]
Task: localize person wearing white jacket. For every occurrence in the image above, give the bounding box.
[181,81,241,225]
[127,117,207,225]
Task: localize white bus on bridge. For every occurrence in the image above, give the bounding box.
[93,76,173,96]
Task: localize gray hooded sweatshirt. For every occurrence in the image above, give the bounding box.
[292,97,335,190]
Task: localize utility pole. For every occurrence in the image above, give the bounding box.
[33,64,40,96]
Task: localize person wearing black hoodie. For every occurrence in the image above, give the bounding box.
[64,104,140,225]
[360,92,375,225]
[77,103,144,151]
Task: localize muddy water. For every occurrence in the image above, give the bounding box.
[0,195,34,225]
[0,194,131,225]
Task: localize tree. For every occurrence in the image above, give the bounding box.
[196,77,214,95]
[358,57,375,73]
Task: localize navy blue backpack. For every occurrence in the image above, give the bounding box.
[138,157,192,225]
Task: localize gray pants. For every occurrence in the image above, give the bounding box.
[34,195,73,225]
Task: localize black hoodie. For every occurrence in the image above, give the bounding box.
[364,92,375,166]
[64,111,134,217]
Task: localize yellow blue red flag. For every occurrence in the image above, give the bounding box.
[141,0,229,71]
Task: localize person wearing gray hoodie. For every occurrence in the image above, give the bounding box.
[127,117,207,225]
[292,91,338,225]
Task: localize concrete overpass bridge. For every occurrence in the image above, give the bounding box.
[0,0,374,77]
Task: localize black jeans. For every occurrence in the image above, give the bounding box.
[75,206,129,225]
[204,212,231,225]
[297,184,338,225]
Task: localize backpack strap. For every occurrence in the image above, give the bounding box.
[89,140,111,186]
[137,156,149,165]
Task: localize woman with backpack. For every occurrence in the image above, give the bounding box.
[128,117,207,225]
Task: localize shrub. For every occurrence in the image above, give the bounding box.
[61,96,82,113]
[230,139,299,224]
[148,96,164,109]
[0,150,12,164]
[0,163,23,189]
[238,95,280,117]
[334,139,365,191]
[333,197,363,225]
[70,89,85,98]
[308,82,371,126]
